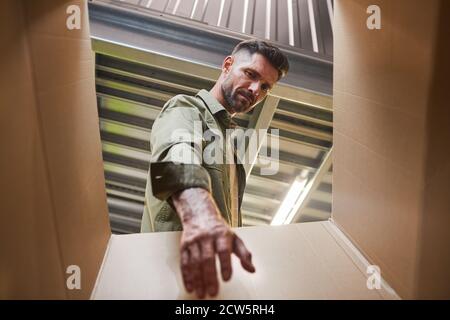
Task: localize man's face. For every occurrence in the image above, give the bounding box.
[220,52,279,115]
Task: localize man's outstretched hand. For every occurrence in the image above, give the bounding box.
[171,187,255,299]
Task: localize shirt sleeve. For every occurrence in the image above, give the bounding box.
[149,96,211,200]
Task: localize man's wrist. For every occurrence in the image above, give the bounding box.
[172,187,217,224]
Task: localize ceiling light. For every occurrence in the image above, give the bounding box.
[271,170,309,226]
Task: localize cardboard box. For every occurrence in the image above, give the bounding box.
[91,221,399,300]
[1,0,449,300]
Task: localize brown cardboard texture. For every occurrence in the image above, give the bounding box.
[333,0,450,299]
[0,0,110,299]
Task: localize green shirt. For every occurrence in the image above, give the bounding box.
[141,89,247,232]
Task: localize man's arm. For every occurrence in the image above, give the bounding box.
[171,187,255,299]
[149,97,254,298]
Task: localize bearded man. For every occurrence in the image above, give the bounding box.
[141,39,289,299]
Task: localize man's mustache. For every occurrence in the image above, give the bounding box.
[236,90,255,105]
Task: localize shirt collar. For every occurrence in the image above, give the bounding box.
[196,89,227,115]
[196,89,238,129]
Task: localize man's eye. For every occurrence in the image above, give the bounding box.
[245,70,253,78]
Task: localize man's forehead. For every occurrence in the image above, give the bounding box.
[233,51,279,83]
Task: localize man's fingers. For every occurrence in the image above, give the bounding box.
[215,236,232,281]
[200,238,218,297]
[181,230,253,299]
[180,249,194,293]
[189,243,205,299]
[233,235,256,273]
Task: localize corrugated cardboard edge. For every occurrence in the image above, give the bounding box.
[89,235,114,300]
[324,219,401,300]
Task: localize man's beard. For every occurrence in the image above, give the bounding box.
[221,82,249,114]
[221,83,237,111]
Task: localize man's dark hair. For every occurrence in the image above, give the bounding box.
[231,39,289,80]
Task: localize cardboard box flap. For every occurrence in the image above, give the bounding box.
[91,221,399,300]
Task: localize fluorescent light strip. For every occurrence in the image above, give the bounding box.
[146,0,153,8]
[287,0,295,46]
[172,0,181,14]
[307,0,319,53]
[190,0,199,19]
[284,180,311,224]
[265,0,271,40]
[242,0,249,33]
[217,0,226,26]
[271,170,308,226]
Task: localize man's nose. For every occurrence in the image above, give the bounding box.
[248,81,260,97]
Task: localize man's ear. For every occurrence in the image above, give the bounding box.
[222,56,234,74]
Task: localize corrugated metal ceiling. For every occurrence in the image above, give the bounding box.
[89,0,334,234]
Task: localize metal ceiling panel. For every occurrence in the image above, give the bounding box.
[89,0,333,233]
